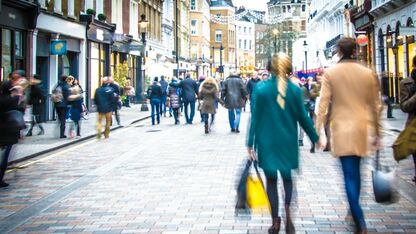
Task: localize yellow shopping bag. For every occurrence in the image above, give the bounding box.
[246,164,270,214]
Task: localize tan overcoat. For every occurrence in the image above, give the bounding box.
[315,60,381,157]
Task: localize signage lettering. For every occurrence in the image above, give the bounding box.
[96,29,104,41]
[8,13,16,20]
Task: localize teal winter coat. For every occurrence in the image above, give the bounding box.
[246,76,319,178]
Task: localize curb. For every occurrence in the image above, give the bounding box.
[8,116,151,166]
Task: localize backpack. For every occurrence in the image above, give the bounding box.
[51,85,63,103]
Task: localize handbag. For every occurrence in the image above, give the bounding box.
[392,118,416,161]
[372,150,397,204]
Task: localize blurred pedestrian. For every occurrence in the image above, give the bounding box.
[26,74,45,136]
[315,37,381,234]
[306,77,317,153]
[198,77,220,134]
[67,76,83,138]
[94,77,116,139]
[108,76,121,125]
[197,75,206,122]
[247,54,319,234]
[246,71,260,102]
[221,70,247,133]
[168,77,181,124]
[52,75,70,138]
[380,72,395,118]
[180,73,198,124]
[159,76,169,117]
[399,55,416,183]
[123,79,134,108]
[147,77,163,125]
[0,70,27,187]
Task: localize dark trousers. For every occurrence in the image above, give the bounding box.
[183,100,196,124]
[172,108,180,124]
[151,99,161,125]
[266,171,293,219]
[56,107,67,137]
[340,156,366,231]
[160,96,167,115]
[201,113,215,125]
[0,145,13,182]
[27,114,44,134]
[113,107,120,125]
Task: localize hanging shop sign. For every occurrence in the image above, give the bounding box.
[356,34,368,46]
[50,40,67,55]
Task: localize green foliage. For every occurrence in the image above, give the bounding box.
[113,61,128,91]
[97,13,107,21]
[261,24,300,59]
[86,8,96,16]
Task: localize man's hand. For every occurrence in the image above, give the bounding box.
[247,147,256,161]
[317,133,327,151]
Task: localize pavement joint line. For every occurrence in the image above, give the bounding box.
[0,136,148,234]
[6,116,151,173]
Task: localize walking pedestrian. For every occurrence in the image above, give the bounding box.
[399,55,416,183]
[108,76,121,125]
[52,75,70,138]
[197,75,206,122]
[0,70,27,187]
[315,37,381,234]
[26,74,45,136]
[221,70,247,133]
[147,77,163,125]
[380,72,395,118]
[168,77,182,124]
[246,71,260,101]
[247,53,319,234]
[159,76,169,117]
[67,76,83,138]
[198,77,220,134]
[94,77,116,139]
[123,79,134,108]
[180,73,198,124]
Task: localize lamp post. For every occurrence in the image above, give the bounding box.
[139,14,149,111]
[273,28,278,54]
[391,43,399,104]
[219,44,224,78]
[210,56,213,77]
[303,40,308,72]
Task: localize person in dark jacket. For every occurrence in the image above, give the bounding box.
[94,77,116,139]
[67,76,83,138]
[168,78,182,124]
[246,71,260,101]
[180,73,198,124]
[108,76,121,125]
[399,55,416,183]
[197,75,206,122]
[0,70,27,187]
[221,71,248,133]
[54,75,70,138]
[26,74,45,136]
[147,77,163,125]
[159,76,169,117]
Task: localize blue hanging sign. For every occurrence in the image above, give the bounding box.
[50,40,67,55]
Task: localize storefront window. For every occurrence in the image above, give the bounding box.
[91,42,100,97]
[15,31,22,57]
[2,29,12,81]
[398,45,404,78]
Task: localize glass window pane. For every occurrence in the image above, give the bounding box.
[91,42,99,59]
[15,31,23,57]
[2,29,12,81]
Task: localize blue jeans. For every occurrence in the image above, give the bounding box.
[183,100,196,124]
[150,99,161,125]
[160,96,167,115]
[228,108,242,130]
[340,156,366,231]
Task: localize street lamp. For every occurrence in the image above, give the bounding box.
[139,14,149,111]
[273,28,278,54]
[219,44,224,78]
[209,56,213,77]
[303,40,308,72]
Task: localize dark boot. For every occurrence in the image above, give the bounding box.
[268,217,281,234]
[310,143,315,153]
[285,205,295,234]
[204,124,209,134]
[38,125,45,135]
[25,130,32,137]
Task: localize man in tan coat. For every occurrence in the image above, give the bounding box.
[315,37,381,234]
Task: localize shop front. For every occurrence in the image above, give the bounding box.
[0,0,38,82]
[80,15,115,108]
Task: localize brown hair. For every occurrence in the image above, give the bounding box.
[336,37,357,58]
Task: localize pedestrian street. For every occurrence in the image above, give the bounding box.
[0,107,415,234]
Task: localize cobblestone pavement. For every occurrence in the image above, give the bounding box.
[1,107,415,234]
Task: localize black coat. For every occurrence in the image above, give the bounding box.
[0,81,24,146]
[147,83,163,100]
[28,84,45,119]
[160,79,169,96]
[53,81,70,108]
[94,85,116,113]
[180,77,198,102]
[221,76,247,109]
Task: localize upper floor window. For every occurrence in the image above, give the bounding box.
[239,39,242,49]
[215,30,222,42]
[244,27,246,33]
[283,6,286,13]
[191,20,197,35]
[302,5,306,12]
[191,0,196,10]
[249,27,251,34]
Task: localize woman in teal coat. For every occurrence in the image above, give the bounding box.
[247,53,319,234]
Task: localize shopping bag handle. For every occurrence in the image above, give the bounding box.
[374,150,380,171]
[251,160,266,188]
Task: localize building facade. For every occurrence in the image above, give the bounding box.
[162,0,175,77]
[190,0,211,78]
[255,23,268,70]
[371,0,416,103]
[210,0,236,78]
[235,8,256,77]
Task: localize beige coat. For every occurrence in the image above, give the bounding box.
[315,60,381,157]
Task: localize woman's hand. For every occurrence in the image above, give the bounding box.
[247,147,257,161]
